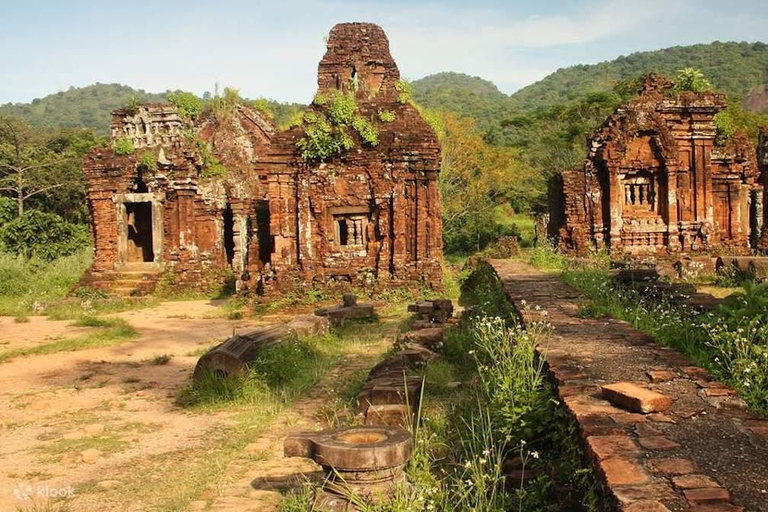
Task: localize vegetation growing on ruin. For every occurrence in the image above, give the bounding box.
[196,140,228,179]
[138,151,158,172]
[378,109,396,122]
[167,90,204,120]
[674,67,714,93]
[113,137,135,155]
[395,79,414,104]
[297,92,382,160]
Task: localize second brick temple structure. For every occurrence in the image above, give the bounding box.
[80,23,443,296]
[551,74,766,256]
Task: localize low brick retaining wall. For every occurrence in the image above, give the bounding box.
[489,259,768,512]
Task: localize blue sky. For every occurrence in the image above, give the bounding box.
[2,0,767,104]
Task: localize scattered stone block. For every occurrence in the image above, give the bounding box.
[407,298,454,323]
[683,487,731,505]
[600,458,649,486]
[365,404,411,427]
[193,324,290,380]
[672,474,720,489]
[601,382,672,414]
[586,435,639,461]
[647,413,676,423]
[650,458,698,475]
[638,436,681,451]
[647,370,677,383]
[625,500,672,512]
[397,327,444,351]
[315,303,375,327]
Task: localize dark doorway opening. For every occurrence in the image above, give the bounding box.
[223,204,235,265]
[337,218,349,245]
[125,202,154,262]
[255,200,272,265]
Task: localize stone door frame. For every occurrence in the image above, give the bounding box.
[114,192,164,269]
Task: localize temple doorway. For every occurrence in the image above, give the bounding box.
[125,202,154,263]
[223,204,235,266]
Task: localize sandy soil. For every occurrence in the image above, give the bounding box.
[0,300,274,512]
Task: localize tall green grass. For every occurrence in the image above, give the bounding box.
[0,248,92,316]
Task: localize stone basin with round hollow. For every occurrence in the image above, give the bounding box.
[334,430,388,445]
[284,425,413,509]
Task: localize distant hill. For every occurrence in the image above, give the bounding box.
[411,42,768,127]
[0,84,305,135]
[411,72,511,129]
[3,41,767,136]
[507,41,768,113]
[0,84,166,135]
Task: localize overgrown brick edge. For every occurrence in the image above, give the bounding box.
[488,261,766,512]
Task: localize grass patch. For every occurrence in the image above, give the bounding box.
[0,318,137,364]
[0,249,92,317]
[493,207,535,247]
[44,296,158,321]
[35,435,128,462]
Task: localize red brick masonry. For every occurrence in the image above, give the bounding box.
[490,259,768,512]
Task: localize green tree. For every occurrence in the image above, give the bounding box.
[0,117,84,217]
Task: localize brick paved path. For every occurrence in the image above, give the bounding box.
[490,259,768,512]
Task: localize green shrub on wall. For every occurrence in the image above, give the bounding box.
[0,210,90,261]
[297,92,384,160]
[114,137,135,155]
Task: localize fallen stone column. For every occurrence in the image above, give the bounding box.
[192,315,329,381]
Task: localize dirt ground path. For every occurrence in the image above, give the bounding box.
[0,299,395,511]
[194,338,391,512]
[0,300,281,512]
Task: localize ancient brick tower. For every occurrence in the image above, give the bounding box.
[550,74,761,256]
[255,22,443,291]
[80,23,443,296]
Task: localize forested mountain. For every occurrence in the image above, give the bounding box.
[0,84,166,135]
[4,41,766,137]
[0,84,305,135]
[507,41,768,113]
[412,72,511,128]
[411,41,768,126]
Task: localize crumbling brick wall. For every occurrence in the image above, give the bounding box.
[80,23,443,296]
[252,23,443,293]
[551,74,761,256]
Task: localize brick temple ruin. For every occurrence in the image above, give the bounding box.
[550,74,765,256]
[79,23,443,296]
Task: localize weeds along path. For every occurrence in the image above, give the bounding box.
[188,317,399,512]
[490,259,768,511]
[0,300,276,512]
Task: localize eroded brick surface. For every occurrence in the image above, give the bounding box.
[489,259,768,512]
[549,73,765,257]
[81,23,442,297]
